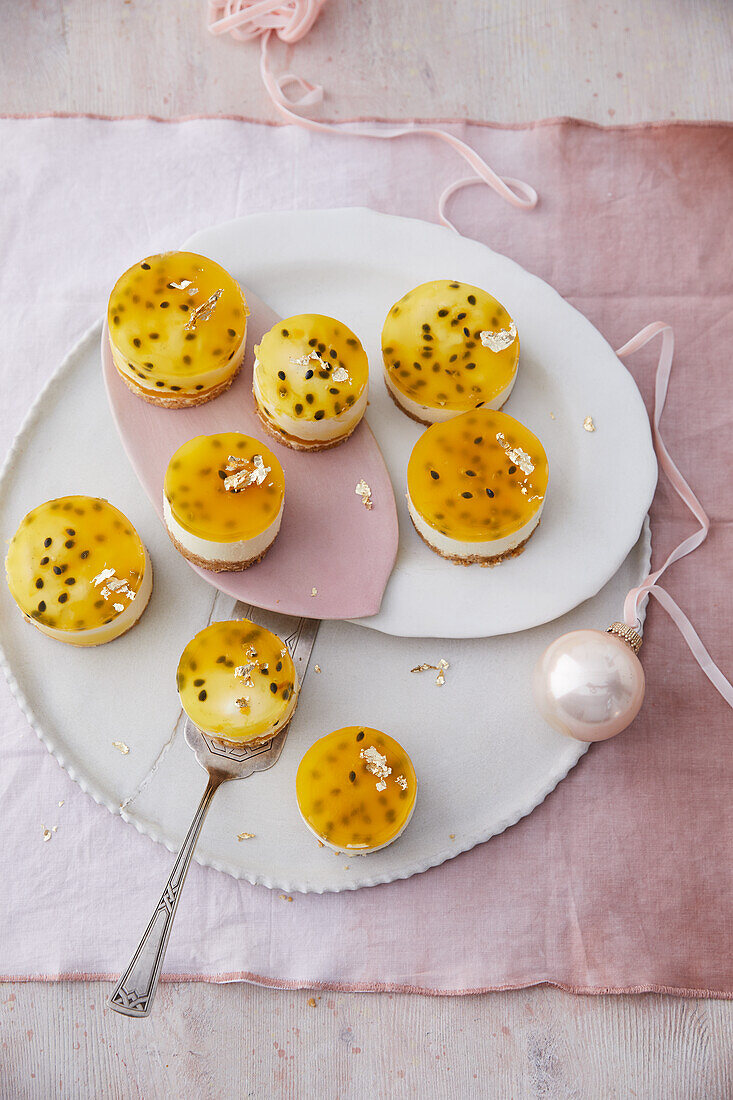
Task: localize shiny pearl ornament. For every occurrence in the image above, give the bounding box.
[532,627,645,742]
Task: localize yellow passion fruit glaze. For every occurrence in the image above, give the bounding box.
[164,433,284,542]
[254,313,368,425]
[108,251,248,396]
[177,620,298,743]
[296,726,417,852]
[407,409,548,542]
[382,279,519,415]
[5,496,148,642]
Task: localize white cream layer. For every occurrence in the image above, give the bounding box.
[253,359,368,443]
[297,793,417,855]
[163,496,283,564]
[28,548,153,647]
[110,329,247,397]
[407,492,544,560]
[383,365,517,424]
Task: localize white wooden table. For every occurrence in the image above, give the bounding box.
[2,2,732,1096]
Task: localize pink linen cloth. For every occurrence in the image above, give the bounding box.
[0,117,731,995]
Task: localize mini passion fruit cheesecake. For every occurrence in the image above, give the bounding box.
[253,314,369,451]
[296,727,417,853]
[164,432,284,572]
[382,279,519,424]
[407,409,549,565]
[5,496,152,646]
[108,251,248,407]
[177,619,298,746]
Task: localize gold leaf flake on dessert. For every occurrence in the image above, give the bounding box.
[224,453,270,492]
[105,577,128,592]
[58,800,64,807]
[235,696,251,713]
[279,894,293,902]
[93,567,135,603]
[360,745,392,782]
[496,431,534,476]
[311,587,318,597]
[185,288,223,330]
[449,833,456,840]
[235,662,256,687]
[237,831,256,841]
[395,775,408,791]
[355,478,373,510]
[92,567,116,587]
[583,416,596,432]
[314,664,322,674]
[332,366,349,383]
[42,825,52,843]
[290,348,329,372]
[549,412,556,420]
[112,740,130,755]
[168,278,194,291]
[375,780,387,792]
[308,997,317,1007]
[479,321,517,353]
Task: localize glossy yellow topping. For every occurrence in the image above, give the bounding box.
[177,620,298,743]
[254,314,368,424]
[108,251,248,395]
[164,433,284,543]
[296,727,417,852]
[382,280,519,414]
[5,496,147,635]
[407,410,548,541]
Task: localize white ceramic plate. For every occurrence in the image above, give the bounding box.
[0,274,649,895]
[184,209,657,638]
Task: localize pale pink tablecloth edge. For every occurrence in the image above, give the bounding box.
[4,972,732,999]
[1,111,731,132]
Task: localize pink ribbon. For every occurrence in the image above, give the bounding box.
[206,0,538,229]
[207,2,730,711]
[617,325,733,707]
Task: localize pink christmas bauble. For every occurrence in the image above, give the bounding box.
[532,628,645,742]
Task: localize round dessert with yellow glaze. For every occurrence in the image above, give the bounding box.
[407,409,548,564]
[382,279,519,424]
[5,496,152,646]
[253,314,369,451]
[108,251,249,408]
[164,432,285,572]
[296,727,417,853]
[177,620,299,746]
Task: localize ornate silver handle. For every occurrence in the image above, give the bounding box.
[108,773,223,1017]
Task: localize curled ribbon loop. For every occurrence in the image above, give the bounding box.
[616,325,733,707]
[207,1,538,230]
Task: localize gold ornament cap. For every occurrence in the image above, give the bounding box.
[607,621,643,654]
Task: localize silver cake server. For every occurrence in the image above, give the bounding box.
[108,592,319,1018]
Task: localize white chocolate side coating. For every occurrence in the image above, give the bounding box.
[384,363,517,424]
[253,360,368,443]
[407,491,543,559]
[163,495,283,564]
